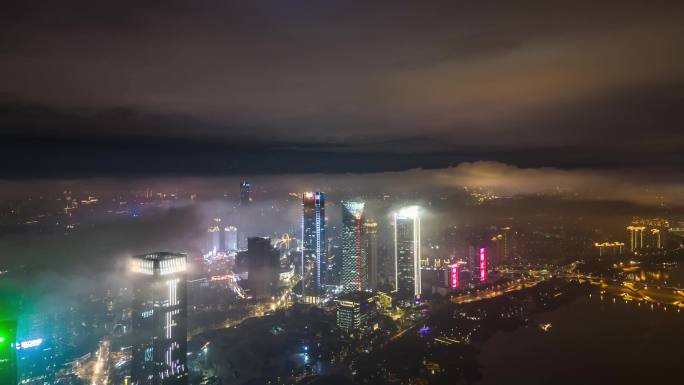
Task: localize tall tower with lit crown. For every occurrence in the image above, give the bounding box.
[131,252,188,385]
[394,206,421,298]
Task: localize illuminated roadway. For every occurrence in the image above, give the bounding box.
[90,340,110,385]
[390,276,545,341]
[451,277,544,305]
[189,274,300,338]
[570,274,684,308]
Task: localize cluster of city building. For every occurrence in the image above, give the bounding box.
[118,182,496,385]
[3,181,683,385]
[595,218,675,257]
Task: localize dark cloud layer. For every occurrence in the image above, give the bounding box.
[0,1,683,176]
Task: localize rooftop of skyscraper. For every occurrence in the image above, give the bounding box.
[132,252,187,261]
[337,291,375,305]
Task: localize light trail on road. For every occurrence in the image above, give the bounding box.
[91,340,110,385]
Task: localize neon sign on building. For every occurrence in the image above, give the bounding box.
[449,263,459,288]
[479,247,487,281]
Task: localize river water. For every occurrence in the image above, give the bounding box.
[476,265,684,385]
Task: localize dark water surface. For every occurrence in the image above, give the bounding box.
[477,266,684,385]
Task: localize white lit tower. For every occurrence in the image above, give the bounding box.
[394,206,421,298]
[130,252,188,385]
[225,226,238,252]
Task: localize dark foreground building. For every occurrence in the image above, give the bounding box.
[131,252,188,385]
[246,237,280,300]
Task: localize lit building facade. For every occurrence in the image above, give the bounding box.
[648,228,661,249]
[594,242,625,256]
[336,291,377,337]
[0,320,17,385]
[626,226,645,252]
[341,201,366,293]
[207,225,222,255]
[394,206,421,298]
[489,226,511,266]
[131,252,188,385]
[225,226,238,251]
[302,192,327,296]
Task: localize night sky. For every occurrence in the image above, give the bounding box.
[1,1,683,177]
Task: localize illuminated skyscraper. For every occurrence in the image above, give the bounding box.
[490,226,512,266]
[341,201,366,293]
[394,206,421,298]
[240,181,252,205]
[648,228,661,250]
[0,320,17,385]
[131,253,188,385]
[207,225,221,255]
[336,291,377,337]
[225,226,238,251]
[363,220,379,290]
[626,225,645,252]
[302,192,326,295]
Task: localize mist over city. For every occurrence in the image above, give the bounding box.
[1,2,684,385]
